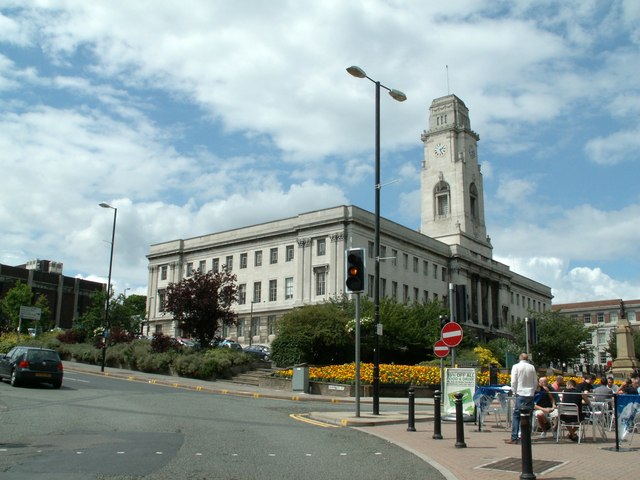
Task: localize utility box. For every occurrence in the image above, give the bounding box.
[292,364,309,393]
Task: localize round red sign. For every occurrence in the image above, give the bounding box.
[441,322,463,347]
[434,339,450,358]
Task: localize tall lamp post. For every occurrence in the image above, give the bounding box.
[99,202,118,372]
[347,65,406,415]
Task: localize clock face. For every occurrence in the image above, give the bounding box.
[468,146,476,158]
[434,143,446,156]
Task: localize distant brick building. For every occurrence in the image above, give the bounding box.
[554,299,640,368]
[0,260,105,330]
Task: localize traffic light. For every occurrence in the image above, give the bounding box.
[345,248,366,293]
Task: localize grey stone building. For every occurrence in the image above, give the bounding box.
[146,94,552,344]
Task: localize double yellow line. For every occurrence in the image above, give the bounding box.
[289,413,339,428]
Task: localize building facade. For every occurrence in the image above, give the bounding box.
[146,94,553,344]
[0,260,105,330]
[554,299,640,369]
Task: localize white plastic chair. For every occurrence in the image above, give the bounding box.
[557,402,588,444]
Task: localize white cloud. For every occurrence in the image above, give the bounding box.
[2,1,640,305]
[585,127,640,165]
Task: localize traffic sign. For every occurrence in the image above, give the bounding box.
[441,322,463,347]
[434,339,450,358]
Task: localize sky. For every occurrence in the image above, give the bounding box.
[1,0,640,305]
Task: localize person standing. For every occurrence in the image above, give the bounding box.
[506,353,538,444]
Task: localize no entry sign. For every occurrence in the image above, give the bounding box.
[441,322,463,347]
[434,339,450,358]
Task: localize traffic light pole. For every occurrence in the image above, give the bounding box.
[355,293,361,418]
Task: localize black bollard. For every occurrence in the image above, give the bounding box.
[433,390,443,440]
[407,386,416,432]
[454,392,467,448]
[519,406,536,480]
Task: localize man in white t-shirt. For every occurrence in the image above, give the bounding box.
[506,353,538,444]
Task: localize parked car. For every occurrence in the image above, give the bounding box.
[217,339,243,351]
[176,338,196,347]
[0,346,63,389]
[243,344,271,362]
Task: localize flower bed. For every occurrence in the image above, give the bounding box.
[274,363,511,386]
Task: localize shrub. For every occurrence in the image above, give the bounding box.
[151,333,180,353]
[57,329,87,344]
[173,352,217,379]
[135,351,174,374]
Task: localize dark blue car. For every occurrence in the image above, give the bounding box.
[0,346,63,389]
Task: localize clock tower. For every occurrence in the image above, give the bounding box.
[420,95,492,257]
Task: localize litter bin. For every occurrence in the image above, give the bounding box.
[292,364,309,393]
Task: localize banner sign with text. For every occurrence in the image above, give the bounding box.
[443,367,476,417]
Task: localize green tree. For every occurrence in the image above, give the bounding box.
[74,290,108,337]
[526,310,593,368]
[109,293,147,334]
[377,297,447,364]
[0,281,34,332]
[271,302,352,366]
[33,293,52,332]
[164,268,238,349]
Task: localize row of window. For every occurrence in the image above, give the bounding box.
[238,277,295,304]
[510,292,545,312]
[158,241,331,281]
[366,241,448,281]
[222,314,278,338]
[573,311,637,324]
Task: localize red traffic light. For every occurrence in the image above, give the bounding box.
[345,248,365,293]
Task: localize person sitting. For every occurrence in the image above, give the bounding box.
[593,377,614,402]
[533,376,556,437]
[618,376,640,395]
[577,373,594,393]
[549,375,564,404]
[560,379,591,442]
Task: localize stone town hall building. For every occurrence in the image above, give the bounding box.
[146,94,552,344]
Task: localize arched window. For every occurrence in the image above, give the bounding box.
[469,183,478,220]
[434,181,450,218]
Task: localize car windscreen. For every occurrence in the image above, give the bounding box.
[26,350,60,363]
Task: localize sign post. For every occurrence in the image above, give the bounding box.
[18,306,41,336]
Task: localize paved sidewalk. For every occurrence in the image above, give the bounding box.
[66,363,640,480]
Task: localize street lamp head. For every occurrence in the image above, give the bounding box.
[346,65,367,78]
[389,89,407,102]
[99,202,113,209]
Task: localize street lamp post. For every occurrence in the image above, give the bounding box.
[347,65,406,415]
[99,202,117,372]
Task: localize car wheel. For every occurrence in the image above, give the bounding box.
[10,369,20,387]
[52,380,62,389]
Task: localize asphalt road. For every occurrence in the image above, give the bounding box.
[0,370,446,479]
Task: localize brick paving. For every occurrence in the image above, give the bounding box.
[354,417,639,480]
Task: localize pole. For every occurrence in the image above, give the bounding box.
[249,301,254,347]
[407,386,416,432]
[373,80,381,416]
[454,392,467,448]
[519,407,536,479]
[355,293,361,418]
[449,283,456,367]
[525,317,530,355]
[433,390,443,439]
[101,206,117,373]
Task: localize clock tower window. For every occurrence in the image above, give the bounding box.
[434,180,450,218]
[469,183,479,220]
